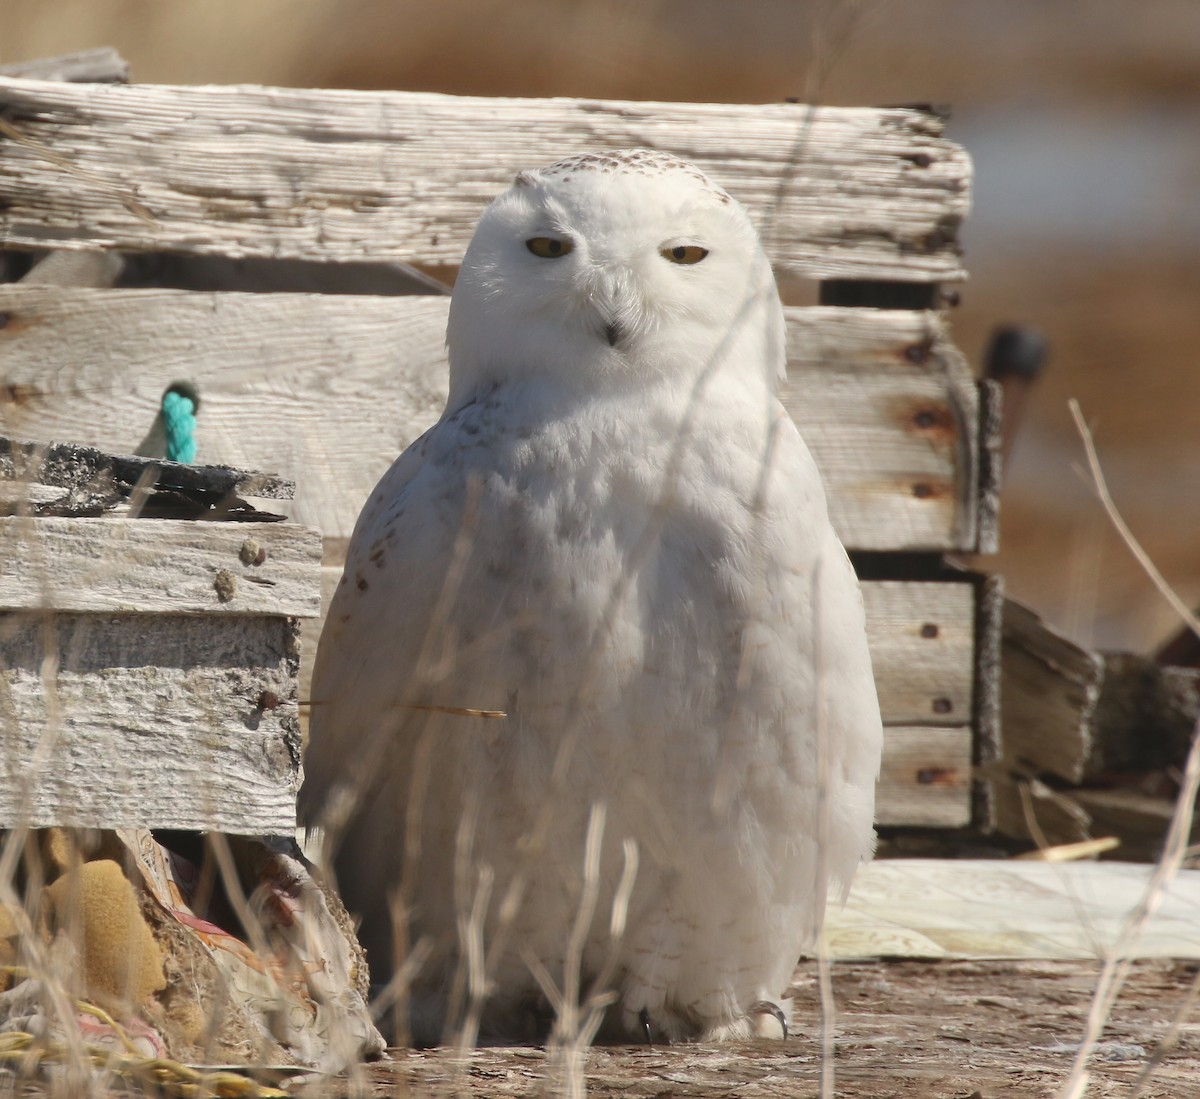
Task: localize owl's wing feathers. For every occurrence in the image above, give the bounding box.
[301,422,472,823]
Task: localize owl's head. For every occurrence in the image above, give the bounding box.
[446,150,785,403]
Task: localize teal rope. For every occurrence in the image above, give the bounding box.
[162,390,198,464]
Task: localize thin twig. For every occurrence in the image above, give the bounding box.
[1068,399,1200,640]
[1056,402,1200,1099]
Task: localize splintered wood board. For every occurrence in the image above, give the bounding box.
[1000,598,1104,785]
[0,288,983,553]
[0,612,301,832]
[300,568,975,829]
[0,79,970,283]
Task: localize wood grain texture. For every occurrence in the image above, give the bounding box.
[1000,598,1104,786]
[0,78,971,282]
[0,515,323,617]
[350,958,1200,1096]
[0,612,300,832]
[862,580,974,727]
[0,48,129,84]
[0,287,982,552]
[780,306,980,552]
[879,726,971,829]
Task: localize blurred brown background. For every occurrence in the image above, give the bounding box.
[5,0,1199,654]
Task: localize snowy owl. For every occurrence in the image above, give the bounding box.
[301,149,882,1045]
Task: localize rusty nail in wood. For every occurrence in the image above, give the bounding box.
[904,340,932,365]
[917,767,954,785]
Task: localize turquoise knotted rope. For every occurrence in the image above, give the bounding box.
[161,386,198,464]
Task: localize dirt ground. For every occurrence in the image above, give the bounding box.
[329,958,1200,1098]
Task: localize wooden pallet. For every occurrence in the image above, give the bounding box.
[0,440,321,832]
[0,56,999,830]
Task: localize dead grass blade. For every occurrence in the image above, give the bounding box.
[1056,400,1200,1099]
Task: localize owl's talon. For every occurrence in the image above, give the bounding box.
[638,1007,653,1046]
[747,1000,788,1040]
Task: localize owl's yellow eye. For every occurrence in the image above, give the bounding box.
[661,244,709,265]
[526,237,573,259]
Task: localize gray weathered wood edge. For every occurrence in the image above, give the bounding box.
[0,515,323,617]
[975,378,1003,555]
[971,572,1004,832]
[998,597,1104,788]
[0,612,299,832]
[0,49,129,84]
[0,78,971,282]
[0,434,296,502]
[0,287,982,553]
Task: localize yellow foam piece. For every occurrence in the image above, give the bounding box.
[43,828,79,880]
[0,903,21,992]
[43,859,166,1009]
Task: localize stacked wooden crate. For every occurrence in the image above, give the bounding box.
[997,599,1199,856]
[0,55,998,831]
[0,437,321,832]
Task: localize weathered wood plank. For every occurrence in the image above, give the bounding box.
[0,287,982,552]
[0,434,296,504]
[780,306,979,552]
[356,958,1200,1096]
[0,612,299,832]
[0,78,971,282]
[1000,598,1104,786]
[877,726,972,828]
[0,516,322,617]
[0,49,129,84]
[996,597,1200,842]
[862,581,974,726]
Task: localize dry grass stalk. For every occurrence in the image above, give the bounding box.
[1013,837,1121,862]
[1056,399,1200,1099]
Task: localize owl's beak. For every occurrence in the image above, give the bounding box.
[604,320,625,347]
